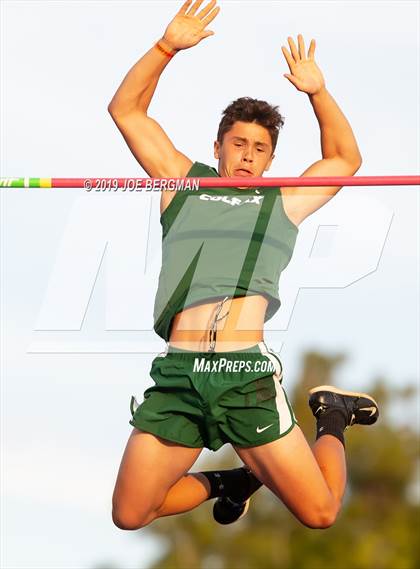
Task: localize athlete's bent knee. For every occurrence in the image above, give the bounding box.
[300,508,338,530]
[112,508,154,531]
[293,495,339,529]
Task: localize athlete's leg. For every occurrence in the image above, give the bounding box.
[112,428,209,530]
[233,386,379,529]
[155,471,211,518]
[234,425,344,529]
[312,433,347,503]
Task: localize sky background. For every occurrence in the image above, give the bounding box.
[1,1,419,568]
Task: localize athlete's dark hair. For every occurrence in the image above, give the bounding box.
[217,97,285,154]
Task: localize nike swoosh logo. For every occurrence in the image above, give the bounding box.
[256,424,273,433]
[359,406,377,417]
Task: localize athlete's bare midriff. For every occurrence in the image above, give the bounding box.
[162,186,297,353]
[169,294,269,352]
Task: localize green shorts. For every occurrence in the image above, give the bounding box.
[129,341,298,451]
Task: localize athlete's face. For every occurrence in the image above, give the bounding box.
[214,121,275,181]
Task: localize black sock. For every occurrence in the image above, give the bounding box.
[201,466,262,502]
[316,409,347,448]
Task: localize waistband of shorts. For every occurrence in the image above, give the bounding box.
[165,341,269,358]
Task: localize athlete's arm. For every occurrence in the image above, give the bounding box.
[107,0,220,183]
[280,35,362,225]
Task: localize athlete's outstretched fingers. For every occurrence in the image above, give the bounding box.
[197,0,216,20]
[188,0,205,16]
[281,45,295,73]
[112,429,202,530]
[234,426,341,529]
[298,34,306,60]
[308,38,316,59]
[287,36,300,61]
[178,0,193,15]
[201,5,220,28]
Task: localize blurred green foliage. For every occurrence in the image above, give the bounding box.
[144,350,420,569]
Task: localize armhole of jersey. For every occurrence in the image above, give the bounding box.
[160,162,198,223]
[278,187,299,233]
[160,162,218,232]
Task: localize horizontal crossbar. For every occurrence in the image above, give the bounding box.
[0,175,419,189]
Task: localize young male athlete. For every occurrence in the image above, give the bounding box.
[108,0,379,531]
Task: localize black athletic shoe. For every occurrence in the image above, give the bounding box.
[212,467,254,525]
[213,495,251,525]
[308,385,379,428]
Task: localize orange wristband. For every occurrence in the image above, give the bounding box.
[155,41,177,59]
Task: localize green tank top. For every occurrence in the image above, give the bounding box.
[153,161,299,341]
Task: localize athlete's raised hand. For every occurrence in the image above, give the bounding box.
[281,35,325,95]
[162,0,220,51]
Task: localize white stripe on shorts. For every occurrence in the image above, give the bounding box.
[257,341,283,380]
[257,342,293,435]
